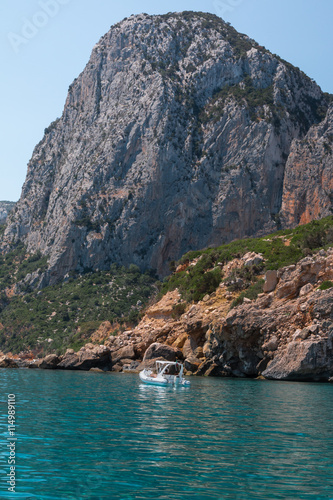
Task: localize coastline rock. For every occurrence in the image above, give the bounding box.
[182,336,199,359]
[0,356,19,368]
[262,336,278,352]
[262,336,333,381]
[122,360,140,372]
[4,247,333,382]
[136,357,168,371]
[112,364,123,372]
[111,345,136,364]
[27,359,42,369]
[172,332,188,349]
[57,345,112,371]
[90,321,113,343]
[184,357,202,372]
[204,363,225,377]
[292,327,310,341]
[275,256,330,299]
[39,354,60,369]
[146,290,182,319]
[299,283,314,297]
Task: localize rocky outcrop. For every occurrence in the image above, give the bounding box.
[262,336,333,381]
[39,354,60,369]
[142,342,183,361]
[0,356,19,368]
[57,345,112,371]
[263,270,278,293]
[2,12,331,283]
[211,250,333,381]
[103,248,333,381]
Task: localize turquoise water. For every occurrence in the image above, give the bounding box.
[1,370,333,500]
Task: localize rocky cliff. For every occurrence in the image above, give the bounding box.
[281,104,333,226]
[3,12,332,283]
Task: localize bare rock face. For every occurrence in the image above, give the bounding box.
[281,105,333,227]
[212,252,333,380]
[111,344,136,364]
[90,321,113,343]
[2,12,330,283]
[184,356,202,372]
[262,335,333,381]
[142,342,183,361]
[275,256,330,299]
[262,336,278,351]
[0,356,19,368]
[242,252,264,267]
[39,354,60,369]
[263,270,278,293]
[57,345,112,371]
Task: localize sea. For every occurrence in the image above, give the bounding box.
[0,369,333,500]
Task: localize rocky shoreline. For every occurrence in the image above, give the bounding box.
[1,248,333,382]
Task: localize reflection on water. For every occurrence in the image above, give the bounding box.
[0,370,333,499]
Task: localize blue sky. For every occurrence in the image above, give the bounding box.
[1,0,332,201]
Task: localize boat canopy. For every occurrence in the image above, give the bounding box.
[156,360,183,374]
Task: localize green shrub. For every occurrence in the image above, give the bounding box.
[202,76,275,124]
[319,280,333,291]
[172,302,187,318]
[0,264,157,355]
[197,269,221,300]
[230,279,264,309]
[163,216,333,306]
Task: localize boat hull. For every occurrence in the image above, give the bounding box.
[139,371,168,386]
[139,369,190,387]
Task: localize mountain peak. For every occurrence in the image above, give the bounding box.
[2,12,332,285]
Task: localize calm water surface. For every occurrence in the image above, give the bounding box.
[0,369,333,500]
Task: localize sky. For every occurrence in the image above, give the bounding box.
[1,0,332,202]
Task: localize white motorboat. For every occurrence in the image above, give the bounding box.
[139,360,190,387]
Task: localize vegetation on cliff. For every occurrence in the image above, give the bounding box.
[162,215,333,302]
[1,216,333,356]
[0,262,157,355]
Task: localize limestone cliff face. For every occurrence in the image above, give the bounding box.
[3,12,331,282]
[280,104,333,226]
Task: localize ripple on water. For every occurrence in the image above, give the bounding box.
[0,370,333,499]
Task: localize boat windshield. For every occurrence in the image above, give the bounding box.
[156,361,182,375]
